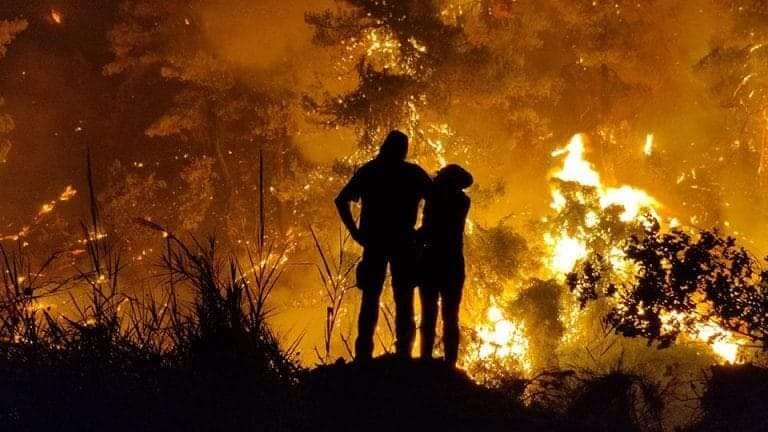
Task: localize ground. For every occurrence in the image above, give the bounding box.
[300,355,557,431]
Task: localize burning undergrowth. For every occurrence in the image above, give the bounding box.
[456,134,761,382]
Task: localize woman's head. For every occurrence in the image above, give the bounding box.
[435,164,473,190]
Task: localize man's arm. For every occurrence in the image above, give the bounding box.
[335,171,364,246]
[335,194,362,244]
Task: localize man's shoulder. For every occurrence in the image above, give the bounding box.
[357,159,378,171]
[402,161,430,178]
[351,160,379,178]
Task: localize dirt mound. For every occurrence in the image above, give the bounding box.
[299,355,554,431]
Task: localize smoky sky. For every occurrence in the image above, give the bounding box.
[0,0,336,227]
[1,1,768,256]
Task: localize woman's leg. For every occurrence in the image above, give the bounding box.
[441,278,463,366]
[418,283,439,360]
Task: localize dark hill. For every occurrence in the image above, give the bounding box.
[299,355,558,432]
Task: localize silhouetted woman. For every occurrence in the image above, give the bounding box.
[418,164,472,366]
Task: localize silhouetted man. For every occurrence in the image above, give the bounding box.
[335,130,431,361]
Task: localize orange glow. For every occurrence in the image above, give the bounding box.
[475,298,530,370]
[466,134,744,376]
[50,9,63,24]
[643,133,654,156]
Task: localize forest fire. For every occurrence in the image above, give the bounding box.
[464,133,749,376]
[3,2,768,429]
[472,297,531,372]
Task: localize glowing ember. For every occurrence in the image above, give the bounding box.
[59,185,77,201]
[643,133,654,156]
[38,203,54,216]
[50,9,63,24]
[36,186,78,218]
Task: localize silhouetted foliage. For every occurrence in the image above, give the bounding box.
[0,159,300,431]
[569,221,768,350]
[687,364,768,432]
[567,371,663,432]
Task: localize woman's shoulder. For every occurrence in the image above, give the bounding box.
[442,191,470,212]
[458,191,470,206]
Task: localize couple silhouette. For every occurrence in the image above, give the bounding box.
[335,130,473,365]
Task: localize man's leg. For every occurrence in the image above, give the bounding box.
[418,283,439,360]
[355,248,387,361]
[391,247,417,358]
[441,278,463,366]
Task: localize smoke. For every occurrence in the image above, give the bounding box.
[198,0,322,69]
[198,0,359,163]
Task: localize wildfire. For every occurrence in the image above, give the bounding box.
[661,311,744,364]
[364,27,401,71]
[462,296,531,375]
[550,134,601,187]
[475,298,530,369]
[39,203,54,216]
[59,185,77,201]
[544,232,587,276]
[1,186,77,242]
[545,134,659,280]
[342,26,424,76]
[468,133,744,376]
[551,134,658,222]
[36,185,78,218]
[696,323,742,364]
[547,134,744,364]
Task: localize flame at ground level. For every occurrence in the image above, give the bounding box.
[472,298,531,372]
[467,133,745,377]
[662,311,745,364]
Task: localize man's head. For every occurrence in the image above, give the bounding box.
[377,130,409,162]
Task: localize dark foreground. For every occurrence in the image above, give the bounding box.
[3,348,768,432]
[303,356,548,432]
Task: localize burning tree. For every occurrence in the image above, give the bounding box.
[104,0,310,246]
[696,1,768,185]
[462,131,760,380]
[306,0,479,154]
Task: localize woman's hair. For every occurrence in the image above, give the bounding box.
[435,164,473,190]
[377,130,409,161]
